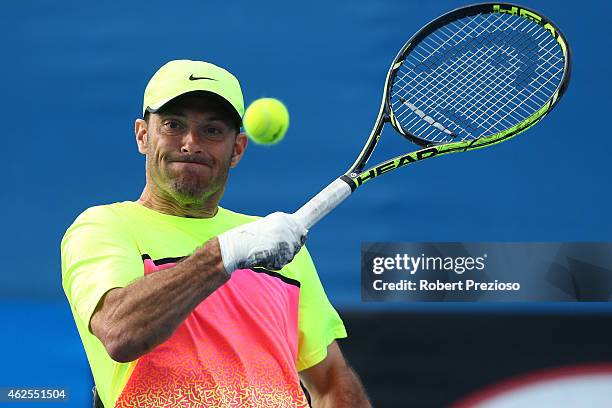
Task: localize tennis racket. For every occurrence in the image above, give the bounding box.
[293,2,571,229]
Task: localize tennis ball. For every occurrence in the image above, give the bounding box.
[243,98,289,145]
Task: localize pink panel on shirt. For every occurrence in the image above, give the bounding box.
[115,260,306,408]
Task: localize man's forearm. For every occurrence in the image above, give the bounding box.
[90,238,229,362]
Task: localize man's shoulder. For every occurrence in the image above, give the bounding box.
[70,201,131,224]
[60,202,132,255]
[62,202,140,243]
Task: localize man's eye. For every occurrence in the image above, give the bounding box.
[204,127,227,139]
[162,121,182,130]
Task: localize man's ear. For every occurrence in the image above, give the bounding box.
[230,133,248,168]
[135,119,148,154]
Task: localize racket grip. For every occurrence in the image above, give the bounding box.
[293,178,352,229]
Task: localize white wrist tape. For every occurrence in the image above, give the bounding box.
[218,212,308,274]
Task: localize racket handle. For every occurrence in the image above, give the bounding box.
[293,178,352,229]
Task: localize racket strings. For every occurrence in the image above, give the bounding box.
[476,43,563,136]
[393,14,528,140]
[412,14,508,73]
[398,17,563,142]
[395,13,521,138]
[393,15,511,124]
[390,12,565,144]
[449,23,562,137]
[398,15,554,140]
[427,20,555,139]
[402,15,544,139]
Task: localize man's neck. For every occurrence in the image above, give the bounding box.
[137,186,219,219]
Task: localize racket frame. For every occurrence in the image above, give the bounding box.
[294,2,571,229]
[344,2,571,190]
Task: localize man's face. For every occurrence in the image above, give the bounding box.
[136,94,247,205]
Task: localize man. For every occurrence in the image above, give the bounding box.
[61,60,371,408]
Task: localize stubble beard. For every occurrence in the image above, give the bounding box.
[156,156,232,204]
[169,173,214,202]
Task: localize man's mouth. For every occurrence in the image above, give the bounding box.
[168,159,212,168]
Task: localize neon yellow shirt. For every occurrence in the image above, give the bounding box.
[61,201,346,407]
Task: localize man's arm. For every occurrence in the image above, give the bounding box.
[90,238,228,363]
[89,211,307,363]
[300,341,371,408]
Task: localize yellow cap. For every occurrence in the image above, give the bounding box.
[143,60,244,124]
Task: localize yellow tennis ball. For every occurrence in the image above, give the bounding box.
[243,98,289,145]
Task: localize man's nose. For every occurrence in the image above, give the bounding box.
[181,129,203,154]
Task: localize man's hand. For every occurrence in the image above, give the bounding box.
[217,212,308,273]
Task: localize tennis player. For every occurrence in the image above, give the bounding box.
[61,60,371,407]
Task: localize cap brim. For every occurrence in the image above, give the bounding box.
[145,90,242,128]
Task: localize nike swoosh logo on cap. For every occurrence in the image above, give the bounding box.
[189,74,217,81]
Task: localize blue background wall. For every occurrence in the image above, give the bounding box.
[1,1,609,406]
